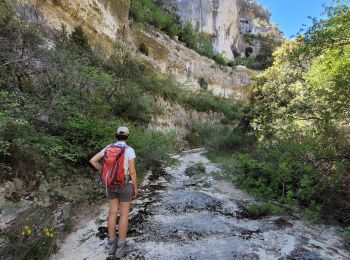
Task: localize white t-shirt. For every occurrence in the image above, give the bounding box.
[101,142,136,181]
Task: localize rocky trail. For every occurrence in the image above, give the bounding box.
[51,149,350,260]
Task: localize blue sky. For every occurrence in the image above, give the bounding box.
[256,0,332,38]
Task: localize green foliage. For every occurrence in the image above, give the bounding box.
[345,227,350,247]
[185,162,206,176]
[306,45,350,119]
[136,74,244,121]
[62,218,74,233]
[186,116,256,154]
[178,23,199,49]
[346,227,350,236]
[130,0,179,38]
[246,203,284,219]
[304,200,323,223]
[128,127,175,173]
[213,52,229,66]
[70,26,91,52]
[230,2,350,223]
[229,57,267,70]
[0,1,178,186]
[301,0,350,56]
[224,133,350,223]
[184,91,244,121]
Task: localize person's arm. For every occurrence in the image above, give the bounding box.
[129,159,138,198]
[90,151,104,171]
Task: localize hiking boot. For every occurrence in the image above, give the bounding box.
[115,240,134,258]
[108,238,117,256]
[124,241,134,254]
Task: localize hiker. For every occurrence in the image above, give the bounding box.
[90,126,138,258]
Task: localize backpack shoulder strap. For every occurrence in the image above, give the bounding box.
[115,145,127,160]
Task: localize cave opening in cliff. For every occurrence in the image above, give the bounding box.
[139,43,149,56]
[245,47,253,57]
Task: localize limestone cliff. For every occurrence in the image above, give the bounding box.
[156,0,282,59]
[17,0,130,55]
[175,0,242,60]
[130,26,253,99]
[17,0,254,100]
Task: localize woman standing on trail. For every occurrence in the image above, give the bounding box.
[90,126,138,258]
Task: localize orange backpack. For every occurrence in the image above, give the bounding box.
[101,144,127,192]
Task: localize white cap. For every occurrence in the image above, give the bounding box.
[116,126,129,135]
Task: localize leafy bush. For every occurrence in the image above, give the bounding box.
[70,26,91,52]
[186,113,255,153]
[246,203,284,219]
[213,52,229,66]
[345,227,350,248]
[304,200,323,223]
[130,0,179,38]
[185,162,206,176]
[229,57,267,70]
[128,127,176,174]
[178,23,199,49]
[230,2,350,223]
[183,91,244,121]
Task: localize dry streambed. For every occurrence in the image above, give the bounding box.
[51,149,350,260]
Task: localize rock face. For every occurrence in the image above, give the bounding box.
[150,97,224,146]
[131,26,253,99]
[237,0,281,56]
[17,0,130,55]
[176,0,241,60]
[158,0,282,59]
[17,0,254,100]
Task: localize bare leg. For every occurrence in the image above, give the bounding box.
[108,199,119,239]
[118,201,131,240]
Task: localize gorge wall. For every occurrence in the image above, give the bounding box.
[156,0,282,59]
[16,0,278,101]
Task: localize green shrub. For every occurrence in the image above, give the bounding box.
[345,227,350,248]
[186,118,255,154]
[185,162,206,176]
[129,129,175,175]
[246,203,284,219]
[178,23,199,49]
[229,57,266,70]
[304,200,323,224]
[198,40,214,58]
[213,52,228,66]
[0,1,178,186]
[130,0,179,38]
[70,26,91,52]
[183,90,244,120]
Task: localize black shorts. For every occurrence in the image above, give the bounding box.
[107,183,133,202]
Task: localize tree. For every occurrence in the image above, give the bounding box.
[70,26,91,52]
